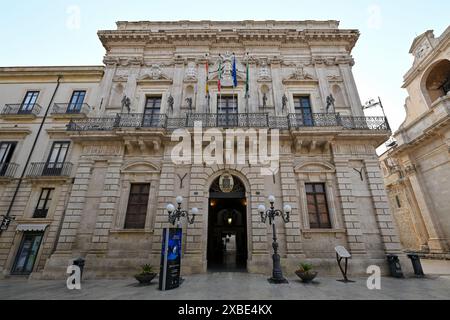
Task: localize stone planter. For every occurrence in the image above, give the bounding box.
[295,270,318,283]
[135,273,157,285]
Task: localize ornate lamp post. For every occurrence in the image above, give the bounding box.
[258,195,292,284]
[166,196,199,227]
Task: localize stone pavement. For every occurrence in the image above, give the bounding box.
[1,272,450,300]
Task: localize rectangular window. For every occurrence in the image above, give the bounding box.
[20,91,39,113]
[44,142,70,175]
[143,96,162,127]
[217,95,238,127]
[124,184,150,229]
[67,91,86,113]
[294,96,313,126]
[33,188,54,218]
[305,183,331,229]
[0,142,17,176]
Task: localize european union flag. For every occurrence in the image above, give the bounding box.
[232,55,238,88]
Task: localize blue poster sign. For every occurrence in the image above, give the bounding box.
[159,228,182,291]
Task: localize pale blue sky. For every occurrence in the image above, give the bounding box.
[0,0,449,133]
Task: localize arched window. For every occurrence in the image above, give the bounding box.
[423,59,450,105]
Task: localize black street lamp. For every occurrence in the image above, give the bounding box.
[258,195,292,284]
[166,196,199,226]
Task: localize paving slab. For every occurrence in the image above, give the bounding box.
[1,273,449,300]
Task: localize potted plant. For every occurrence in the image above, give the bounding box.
[135,264,157,285]
[295,263,318,283]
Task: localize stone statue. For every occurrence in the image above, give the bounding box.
[291,64,313,80]
[167,94,174,115]
[326,94,335,113]
[282,94,288,113]
[185,97,193,111]
[262,93,268,109]
[121,96,131,113]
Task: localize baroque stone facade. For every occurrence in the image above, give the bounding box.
[0,21,406,279]
[380,27,450,257]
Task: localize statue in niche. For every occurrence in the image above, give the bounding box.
[326,94,335,113]
[282,94,288,114]
[185,97,193,111]
[167,94,174,115]
[262,93,268,109]
[121,96,131,113]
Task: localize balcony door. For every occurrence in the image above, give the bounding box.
[294,96,313,126]
[0,142,16,176]
[143,97,162,127]
[20,91,39,113]
[217,95,238,127]
[12,232,44,275]
[44,142,70,176]
[67,91,86,113]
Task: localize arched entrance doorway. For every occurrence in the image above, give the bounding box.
[207,174,248,272]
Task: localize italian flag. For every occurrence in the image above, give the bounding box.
[218,59,222,93]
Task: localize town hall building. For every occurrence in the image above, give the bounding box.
[0,20,404,279]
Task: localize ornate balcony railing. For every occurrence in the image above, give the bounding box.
[67,113,390,132]
[0,163,19,178]
[2,103,42,116]
[27,162,73,177]
[52,103,91,115]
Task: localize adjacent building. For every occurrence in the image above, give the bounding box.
[0,20,404,279]
[380,27,450,257]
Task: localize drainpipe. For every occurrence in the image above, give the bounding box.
[0,75,63,234]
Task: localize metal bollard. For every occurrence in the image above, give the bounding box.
[386,254,404,278]
[407,254,425,277]
[73,258,86,281]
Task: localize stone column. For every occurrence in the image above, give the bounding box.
[270,58,284,116]
[334,159,367,255]
[279,156,303,257]
[406,168,448,253]
[172,59,185,116]
[125,63,141,112]
[151,161,176,258]
[313,60,329,111]
[338,60,364,117]
[364,159,402,253]
[90,159,123,252]
[98,62,117,115]
[54,159,94,253]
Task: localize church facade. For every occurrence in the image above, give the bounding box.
[0,21,404,279]
[380,27,450,257]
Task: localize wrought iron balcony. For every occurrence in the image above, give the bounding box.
[67,112,390,132]
[0,163,19,178]
[52,103,91,116]
[27,162,73,178]
[1,103,42,117]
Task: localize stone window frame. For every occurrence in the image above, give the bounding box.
[285,86,321,114]
[295,161,341,232]
[208,88,246,114]
[136,88,171,115]
[114,163,160,232]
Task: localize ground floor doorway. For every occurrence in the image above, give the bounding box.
[207,175,248,272]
